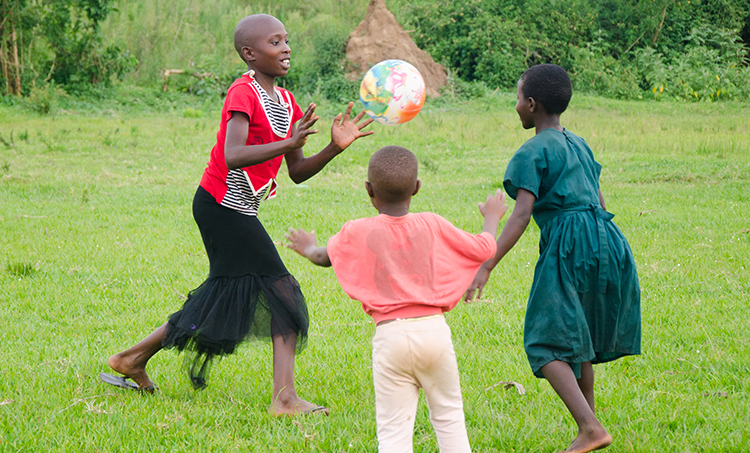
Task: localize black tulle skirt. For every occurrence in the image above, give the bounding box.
[162,186,309,389]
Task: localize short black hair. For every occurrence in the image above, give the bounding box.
[368,146,418,203]
[519,64,572,115]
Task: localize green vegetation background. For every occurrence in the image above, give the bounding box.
[2,0,750,102]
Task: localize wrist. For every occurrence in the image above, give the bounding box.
[327,141,344,155]
[482,260,496,272]
[303,244,318,259]
[482,213,501,223]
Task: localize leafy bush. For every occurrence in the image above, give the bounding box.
[21,83,68,115]
[283,22,359,103]
[393,0,750,100]
[439,70,491,100]
[636,26,750,101]
[570,32,641,99]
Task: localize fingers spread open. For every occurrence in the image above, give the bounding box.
[343,102,354,122]
[358,117,374,130]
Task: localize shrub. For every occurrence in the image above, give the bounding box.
[21,83,68,115]
[570,32,641,99]
[636,26,750,101]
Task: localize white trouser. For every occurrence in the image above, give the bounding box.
[372,315,471,453]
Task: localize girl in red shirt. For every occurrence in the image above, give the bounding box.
[101,14,372,415]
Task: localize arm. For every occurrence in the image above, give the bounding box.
[464,188,535,302]
[478,189,509,237]
[285,102,374,184]
[285,228,332,267]
[598,188,607,211]
[224,103,320,170]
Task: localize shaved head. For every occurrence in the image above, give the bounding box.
[234,14,284,62]
[368,146,419,203]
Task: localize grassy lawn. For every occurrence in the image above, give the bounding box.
[1,93,748,452]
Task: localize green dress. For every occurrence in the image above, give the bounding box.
[503,128,641,379]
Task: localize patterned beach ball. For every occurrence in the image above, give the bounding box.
[359,59,426,125]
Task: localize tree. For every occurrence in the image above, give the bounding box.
[0,0,24,95]
[0,0,135,96]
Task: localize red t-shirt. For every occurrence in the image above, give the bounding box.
[200,74,304,208]
[326,212,497,324]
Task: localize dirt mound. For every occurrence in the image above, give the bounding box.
[346,0,447,98]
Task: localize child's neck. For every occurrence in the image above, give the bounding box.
[375,201,411,217]
[534,114,563,135]
[250,70,277,100]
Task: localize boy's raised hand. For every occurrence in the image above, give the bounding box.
[479,189,508,221]
[289,103,320,150]
[465,189,507,303]
[285,228,332,267]
[330,102,374,152]
[285,227,318,256]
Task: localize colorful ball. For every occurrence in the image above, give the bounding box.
[359,59,426,125]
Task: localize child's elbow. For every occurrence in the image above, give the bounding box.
[288,172,305,185]
[225,148,239,170]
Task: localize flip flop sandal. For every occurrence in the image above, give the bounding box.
[302,405,329,416]
[100,372,158,394]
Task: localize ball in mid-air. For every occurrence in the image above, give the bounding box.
[360,59,426,125]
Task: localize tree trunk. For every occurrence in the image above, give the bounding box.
[10,28,21,94]
[1,1,23,96]
[651,2,669,47]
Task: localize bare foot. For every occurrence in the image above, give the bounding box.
[561,427,612,453]
[269,395,329,416]
[108,353,156,392]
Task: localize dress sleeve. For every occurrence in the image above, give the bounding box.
[503,142,546,200]
[224,84,255,120]
[580,137,603,181]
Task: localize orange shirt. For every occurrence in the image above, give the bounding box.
[327,212,497,324]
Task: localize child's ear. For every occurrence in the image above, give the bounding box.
[241,46,255,62]
[528,97,537,112]
[412,180,421,196]
[365,181,375,198]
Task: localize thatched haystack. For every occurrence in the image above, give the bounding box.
[346,0,447,97]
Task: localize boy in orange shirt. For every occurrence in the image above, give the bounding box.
[286,145,507,452]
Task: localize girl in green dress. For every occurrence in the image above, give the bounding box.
[466,64,641,453]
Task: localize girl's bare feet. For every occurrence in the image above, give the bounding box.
[269,388,329,416]
[562,427,612,453]
[269,332,328,416]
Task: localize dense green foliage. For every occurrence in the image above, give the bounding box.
[0,0,137,97]
[399,0,750,100]
[2,0,750,103]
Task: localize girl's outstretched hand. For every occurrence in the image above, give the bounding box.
[289,103,320,150]
[464,263,492,303]
[330,102,374,152]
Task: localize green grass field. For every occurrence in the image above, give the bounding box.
[1,94,749,452]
